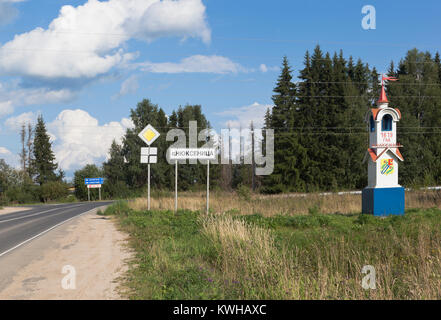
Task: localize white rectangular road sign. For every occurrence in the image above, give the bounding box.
[87,184,102,189]
[170,148,216,160]
[141,147,157,156]
[141,155,157,164]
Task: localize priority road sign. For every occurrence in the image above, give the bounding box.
[137,124,160,211]
[138,124,160,146]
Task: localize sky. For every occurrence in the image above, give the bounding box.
[0,0,440,178]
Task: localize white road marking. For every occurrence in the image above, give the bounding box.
[0,204,84,224]
[0,205,107,258]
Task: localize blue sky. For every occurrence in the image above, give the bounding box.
[0,0,440,177]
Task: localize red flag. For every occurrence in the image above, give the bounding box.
[382,76,398,81]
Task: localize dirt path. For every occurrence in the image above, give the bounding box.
[0,209,132,300]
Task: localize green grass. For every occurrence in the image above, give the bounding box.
[107,201,441,299]
[108,204,224,299]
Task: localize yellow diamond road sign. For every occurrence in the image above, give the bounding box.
[138,124,160,146]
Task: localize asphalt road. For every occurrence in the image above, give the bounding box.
[0,202,112,258]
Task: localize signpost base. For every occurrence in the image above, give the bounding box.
[362,187,405,216]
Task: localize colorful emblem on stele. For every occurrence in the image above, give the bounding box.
[381,159,394,175]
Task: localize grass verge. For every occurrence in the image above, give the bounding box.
[107,201,441,299]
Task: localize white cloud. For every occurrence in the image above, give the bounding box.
[259,64,268,73]
[4,111,38,131]
[48,109,134,170]
[259,64,278,73]
[0,146,11,155]
[0,0,25,26]
[217,102,273,129]
[0,81,76,117]
[0,0,211,80]
[114,74,139,99]
[0,100,14,117]
[129,0,210,43]
[139,55,245,74]
[0,146,19,168]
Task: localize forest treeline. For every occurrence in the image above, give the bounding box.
[2,46,441,203]
[98,46,441,198]
[264,46,441,193]
[0,115,67,204]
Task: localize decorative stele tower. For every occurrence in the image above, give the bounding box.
[362,75,405,216]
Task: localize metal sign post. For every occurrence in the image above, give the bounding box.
[138,125,160,211]
[85,178,104,202]
[175,160,178,213]
[170,148,215,213]
[148,147,150,210]
[207,160,210,213]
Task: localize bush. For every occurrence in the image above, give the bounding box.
[103,180,131,199]
[40,181,69,202]
[102,200,131,216]
[237,184,251,201]
[5,185,40,204]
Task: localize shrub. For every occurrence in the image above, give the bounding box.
[237,184,251,201]
[102,200,131,216]
[5,185,40,204]
[40,181,69,202]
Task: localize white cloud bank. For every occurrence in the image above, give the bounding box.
[0,0,211,80]
[0,0,25,26]
[4,111,38,131]
[114,75,139,99]
[0,0,212,116]
[217,102,273,129]
[0,146,11,155]
[48,109,134,170]
[0,80,75,118]
[139,55,245,74]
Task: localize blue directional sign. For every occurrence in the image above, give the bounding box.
[85,178,104,185]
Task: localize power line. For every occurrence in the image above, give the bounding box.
[213,36,441,50]
[296,81,441,86]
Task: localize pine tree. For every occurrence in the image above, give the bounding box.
[33,115,58,185]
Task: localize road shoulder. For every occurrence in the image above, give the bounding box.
[0,207,32,216]
[0,207,132,300]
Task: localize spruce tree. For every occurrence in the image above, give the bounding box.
[388,49,439,186]
[263,56,307,193]
[33,115,58,185]
[435,52,441,84]
[271,56,296,130]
